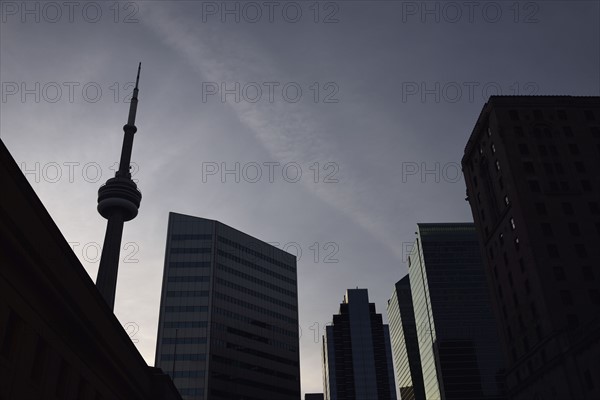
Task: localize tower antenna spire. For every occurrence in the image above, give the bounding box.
[96,64,143,310]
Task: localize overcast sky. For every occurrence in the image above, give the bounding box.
[1,0,598,395]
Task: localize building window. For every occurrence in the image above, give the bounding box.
[495,160,501,171]
[554,163,564,174]
[557,110,567,120]
[553,266,566,281]
[568,223,580,236]
[591,127,600,138]
[514,237,520,250]
[568,143,580,155]
[575,162,586,173]
[510,110,519,121]
[589,202,600,215]
[529,180,541,192]
[562,202,574,215]
[575,244,588,258]
[563,126,573,137]
[547,244,559,258]
[519,143,529,154]
[538,145,548,156]
[567,314,579,328]
[514,126,524,136]
[535,202,547,215]
[582,266,595,281]
[542,222,554,237]
[510,217,516,230]
[533,110,543,120]
[584,110,596,121]
[491,143,496,153]
[504,195,510,206]
[488,127,493,136]
[590,290,600,305]
[560,291,573,306]
[523,162,535,173]
[499,233,504,246]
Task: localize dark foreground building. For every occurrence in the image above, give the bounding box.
[387,275,425,400]
[408,223,505,400]
[322,288,396,400]
[155,212,300,400]
[462,96,600,399]
[0,138,181,399]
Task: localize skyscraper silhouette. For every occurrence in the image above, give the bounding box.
[462,96,600,399]
[322,288,396,400]
[407,223,505,400]
[387,275,425,400]
[155,212,300,400]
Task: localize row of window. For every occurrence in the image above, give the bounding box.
[215,340,298,366]
[513,125,600,140]
[165,306,208,313]
[217,262,296,298]
[163,321,208,328]
[162,337,207,344]
[211,354,298,382]
[218,236,295,272]
[172,234,212,241]
[213,292,296,325]
[168,276,210,283]
[508,108,596,122]
[166,290,209,297]
[212,306,297,338]
[217,249,295,285]
[160,353,205,361]
[168,370,204,379]
[211,371,299,396]
[1,309,110,400]
[170,247,211,254]
[215,278,296,311]
[170,261,211,269]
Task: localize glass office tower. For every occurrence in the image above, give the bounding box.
[408,223,505,400]
[322,288,397,400]
[387,275,425,400]
[155,212,300,400]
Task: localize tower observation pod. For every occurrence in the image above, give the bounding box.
[96,63,142,310]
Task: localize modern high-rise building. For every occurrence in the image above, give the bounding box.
[322,288,397,400]
[387,275,425,400]
[461,96,600,399]
[408,223,505,400]
[155,212,300,400]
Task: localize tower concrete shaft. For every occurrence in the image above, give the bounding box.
[96,63,142,310]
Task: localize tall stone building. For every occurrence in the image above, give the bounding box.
[461,96,600,399]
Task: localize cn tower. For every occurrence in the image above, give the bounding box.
[96,63,143,310]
